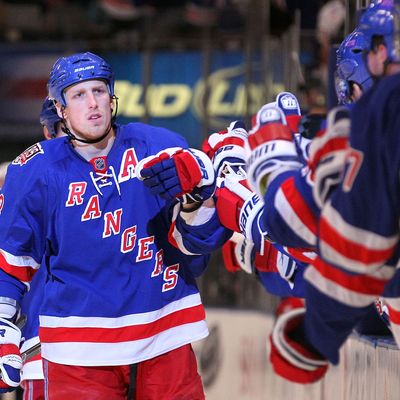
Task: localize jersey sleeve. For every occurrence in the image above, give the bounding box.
[0,158,49,286]
[261,168,319,249]
[168,201,232,255]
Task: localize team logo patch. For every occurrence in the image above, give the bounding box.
[12,143,44,166]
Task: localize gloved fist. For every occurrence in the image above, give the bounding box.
[0,318,22,392]
[136,147,216,204]
[215,173,264,245]
[221,232,298,284]
[246,103,302,197]
[308,106,350,208]
[269,301,329,384]
[202,120,248,178]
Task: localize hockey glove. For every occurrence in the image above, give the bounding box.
[246,103,302,198]
[222,232,254,274]
[215,173,264,246]
[136,147,216,204]
[0,318,22,392]
[275,91,302,134]
[202,120,248,178]
[222,232,298,284]
[308,106,350,208]
[270,302,329,384]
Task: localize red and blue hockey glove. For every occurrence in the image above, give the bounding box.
[270,301,329,384]
[246,103,303,198]
[0,318,22,392]
[215,173,264,245]
[202,120,248,178]
[136,147,216,204]
[308,106,350,208]
[222,231,298,285]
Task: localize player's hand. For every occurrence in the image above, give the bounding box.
[215,173,264,244]
[136,147,216,204]
[269,300,329,384]
[246,103,302,198]
[202,120,248,178]
[308,106,350,208]
[0,318,22,392]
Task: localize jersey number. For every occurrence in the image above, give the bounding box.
[342,148,363,192]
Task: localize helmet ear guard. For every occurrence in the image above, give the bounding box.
[47,52,115,107]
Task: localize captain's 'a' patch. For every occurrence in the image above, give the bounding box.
[12,143,44,166]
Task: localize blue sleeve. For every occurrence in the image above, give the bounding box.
[174,209,232,254]
[0,269,26,305]
[262,169,319,249]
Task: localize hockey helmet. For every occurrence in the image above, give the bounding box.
[47,52,115,106]
[39,97,62,137]
[335,29,374,103]
[357,0,400,63]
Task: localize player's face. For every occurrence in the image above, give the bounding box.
[367,44,387,77]
[62,80,113,142]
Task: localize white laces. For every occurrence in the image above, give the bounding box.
[90,165,121,196]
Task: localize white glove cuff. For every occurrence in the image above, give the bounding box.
[0,318,21,346]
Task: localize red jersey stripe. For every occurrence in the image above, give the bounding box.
[40,304,206,343]
[312,257,388,295]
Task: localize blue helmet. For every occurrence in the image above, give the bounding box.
[357,0,400,63]
[47,52,115,106]
[39,97,62,137]
[335,29,374,103]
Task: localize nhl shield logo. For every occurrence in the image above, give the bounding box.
[94,157,106,171]
[12,143,44,166]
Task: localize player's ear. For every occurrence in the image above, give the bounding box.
[42,126,52,141]
[378,43,388,63]
[55,102,66,120]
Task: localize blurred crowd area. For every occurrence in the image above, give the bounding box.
[0,0,357,105]
[0,0,357,311]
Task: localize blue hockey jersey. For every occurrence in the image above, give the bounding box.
[302,73,400,363]
[0,122,215,366]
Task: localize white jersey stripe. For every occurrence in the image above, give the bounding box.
[275,187,317,246]
[305,266,376,307]
[40,293,202,328]
[0,249,39,269]
[41,321,209,366]
[322,201,398,251]
[319,239,390,273]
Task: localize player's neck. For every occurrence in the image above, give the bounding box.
[386,63,400,76]
[73,133,116,161]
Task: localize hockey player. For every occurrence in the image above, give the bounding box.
[0,52,229,399]
[246,0,400,383]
